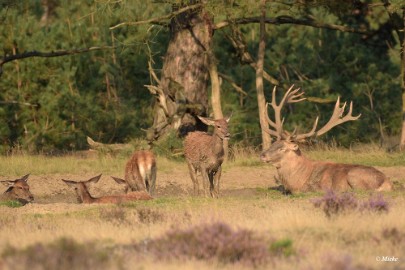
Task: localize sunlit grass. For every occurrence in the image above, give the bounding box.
[1,194,404,269]
[0,143,404,177]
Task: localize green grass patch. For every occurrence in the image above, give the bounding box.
[270,238,295,257]
[0,200,24,208]
[307,146,405,167]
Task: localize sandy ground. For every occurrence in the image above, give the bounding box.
[4,163,404,214]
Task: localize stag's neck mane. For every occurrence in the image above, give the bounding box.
[278,152,314,191]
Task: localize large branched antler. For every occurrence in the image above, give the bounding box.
[264,85,306,140]
[294,97,361,140]
[264,85,361,141]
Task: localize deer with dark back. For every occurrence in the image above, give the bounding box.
[62,175,152,204]
[0,174,34,205]
[260,85,393,193]
[184,115,231,198]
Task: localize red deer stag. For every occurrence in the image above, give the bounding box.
[111,150,157,195]
[0,174,34,205]
[184,115,231,198]
[260,85,393,193]
[62,175,152,204]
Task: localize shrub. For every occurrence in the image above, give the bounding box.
[134,222,270,267]
[270,238,295,257]
[381,227,405,246]
[360,193,389,213]
[322,254,357,270]
[137,208,165,224]
[312,191,389,217]
[1,238,116,270]
[312,191,358,217]
[99,206,128,225]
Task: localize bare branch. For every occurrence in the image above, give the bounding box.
[0,46,114,76]
[144,84,169,117]
[224,29,279,85]
[0,101,39,107]
[109,3,203,30]
[215,15,371,35]
[218,72,247,96]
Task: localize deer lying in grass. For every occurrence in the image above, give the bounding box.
[184,115,231,198]
[111,150,157,195]
[260,85,393,194]
[0,174,34,205]
[62,175,153,204]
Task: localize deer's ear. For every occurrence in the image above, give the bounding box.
[62,179,77,188]
[0,180,15,187]
[111,176,126,185]
[20,174,30,182]
[87,174,102,184]
[197,116,215,126]
[225,112,232,123]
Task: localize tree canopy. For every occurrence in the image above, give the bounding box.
[0,0,403,153]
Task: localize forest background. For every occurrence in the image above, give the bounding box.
[1,0,404,154]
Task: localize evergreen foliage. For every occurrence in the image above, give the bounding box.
[0,0,403,152]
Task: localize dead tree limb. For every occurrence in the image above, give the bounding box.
[109,3,203,30]
[215,15,372,35]
[0,46,114,76]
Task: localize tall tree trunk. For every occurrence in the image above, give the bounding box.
[400,7,405,150]
[208,52,223,119]
[208,48,229,160]
[256,0,272,150]
[147,2,212,143]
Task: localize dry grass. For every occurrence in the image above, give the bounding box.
[1,195,404,269]
[0,146,405,269]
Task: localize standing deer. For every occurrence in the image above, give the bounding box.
[260,85,393,193]
[111,150,157,195]
[62,174,153,204]
[184,115,231,198]
[0,174,34,205]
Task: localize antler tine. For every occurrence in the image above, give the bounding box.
[279,84,295,106]
[346,101,362,121]
[265,102,276,127]
[315,97,361,137]
[265,84,309,141]
[294,116,319,141]
[265,102,281,139]
[287,88,306,104]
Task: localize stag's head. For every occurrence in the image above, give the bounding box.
[260,140,301,167]
[1,174,34,204]
[260,85,360,165]
[198,115,231,140]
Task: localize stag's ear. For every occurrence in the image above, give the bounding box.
[197,116,215,126]
[285,142,299,151]
[291,143,299,151]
